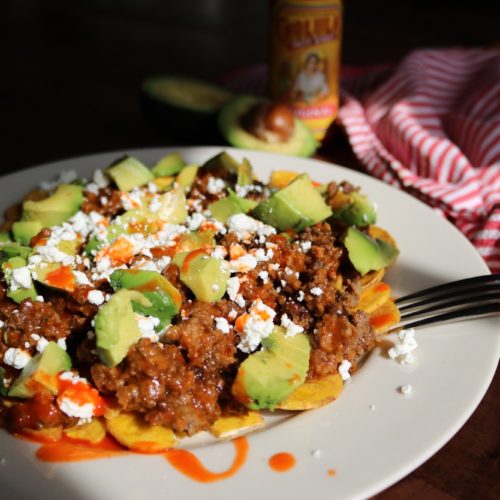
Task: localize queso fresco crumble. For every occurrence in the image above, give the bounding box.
[0,151,400,443]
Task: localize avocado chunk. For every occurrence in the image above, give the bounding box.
[175,230,216,254]
[110,269,181,332]
[12,221,43,246]
[332,192,377,227]
[152,152,185,177]
[173,250,229,303]
[107,156,154,192]
[140,76,233,143]
[253,173,332,231]
[218,96,317,158]
[208,189,258,223]
[22,184,83,228]
[0,242,32,263]
[8,342,71,398]
[344,227,399,276]
[95,289,152,368]
[237,158,253,186]
[2,257,37,303]
[203,152,253,186]
[0,232,12,243]
[232,327,311,410]
[176,164,199,192]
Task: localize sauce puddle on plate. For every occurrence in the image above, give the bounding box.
[268,452,296,472]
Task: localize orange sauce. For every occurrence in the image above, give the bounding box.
[268,452,296,472]
[45,265,76,292]
[327,468,336,476]
[370,312,397,329]
[181,248,209,273]
[164,437,249,483]
[57,378,106,417]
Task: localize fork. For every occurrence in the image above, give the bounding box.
[391,274,500,330]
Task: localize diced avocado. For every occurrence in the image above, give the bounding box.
[152,152,185,177]
[237,158,253,186]
[2,257,37,303]
[0,232,12,243]
[110,269,181,332]
[175,230,216,254]
[152,176,175,192]
[107,156,154,192]
[0,242,32,263]
[253,173,332,231]
[154,185,188,224]
[32,263,76,293]
[173,250,229,303]
[95,289,152,368]
[343,227,399,276]
[203,151,240,176]
[22,184,83,228]
[12,221,43,246]
[176,164,199,191]
[208,189,258,223]
[232,327,310,410]
[332,192,377,227]
[8,342,71,398]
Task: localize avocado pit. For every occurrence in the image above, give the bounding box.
[241,102,295,144]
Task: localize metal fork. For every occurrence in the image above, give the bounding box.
[391,274,500,330]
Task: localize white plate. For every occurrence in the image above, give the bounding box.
[0,147,498,500]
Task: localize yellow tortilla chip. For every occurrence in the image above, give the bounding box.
[359,282,392,314]
[370,298,401,335]
[269,171,299,189]
[368,225,398,248]
[106,412,176,453]
[277,373,343,410]
[24,427,63,442]
[360,268,385,291]
[64,418,106,445]
[209,411,265,439]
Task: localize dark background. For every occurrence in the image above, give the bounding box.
[1,1,500,498]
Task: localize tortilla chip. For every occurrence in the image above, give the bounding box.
[269,171,299,189]
[359,282,392,313]
[106,412,176,453]
[368,225,398,248]
[64,418,106,445]
[370,299,400,335]
[24,427,63,443]
[276,373,343,410]
[209,411,265,439]
[360,268,385,291]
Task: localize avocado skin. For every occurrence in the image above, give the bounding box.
[140,76,232,144]
[8,342,71,398]
[218,95,317,157]
[343,227,399,276]
[232,327,310,410]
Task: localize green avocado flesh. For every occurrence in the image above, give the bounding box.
[176,164,199,191]
[209,189,258,223]
[344,227,399,275]
[2,256,37,303]
[0,232,12,243]
[218,96,317,157]
[110,269,181,332]
[332,192,377,227]
[9,342,71,398]
[173,251,229,303]
[0,243,31,264]
[12,221,43,246]
[253,173,332,231]
[107,156,154,192]
[232,327,311,410]
[152,152,185,177]
[95,289,152,368]
[22,184,83,228]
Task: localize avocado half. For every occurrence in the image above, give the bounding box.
[140,75,233,143]
[218,96,318,157]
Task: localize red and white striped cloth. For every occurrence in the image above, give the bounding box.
[339,48,500,273]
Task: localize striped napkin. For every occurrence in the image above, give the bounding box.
[338,48,500,273]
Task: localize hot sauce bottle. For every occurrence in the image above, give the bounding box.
[269,0,343,141]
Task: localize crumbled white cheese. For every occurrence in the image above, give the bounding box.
[228,309,238,320]
[258,271,269,284]
[0,320,4,328]
[215,317,230,334]
[211,245,228,260]
[297,290,305,302]
[148,195,162,213]
[87,290,105,305]
[186,212,206,231]
[280,313,304,337]
[235,294,246,308]
[227,214,275,242]
[226,276,241,301]
[36,337,49,353]
[40,170,78,191]
[310,287,323,296]
[136,315,160,341]
[57,338,67,351]
[74,270,91,286]
[10,267,32,290]
[237,300,276,353]
[338,360,352,381]
[3,348,32,369]
[207,177,226,195]
[58,397,95,421]
[270,263,280,271]
[388,328,418,364]
[300,241,312,252]
[399,384,413,396]
[229,253,257,273]
[35,295,44,302]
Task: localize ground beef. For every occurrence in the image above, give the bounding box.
[81,186,123,217]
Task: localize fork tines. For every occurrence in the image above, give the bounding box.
[393,274,500,330]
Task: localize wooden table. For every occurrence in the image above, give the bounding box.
[2,2,499,498]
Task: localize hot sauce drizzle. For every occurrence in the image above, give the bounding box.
[268,452,296,472]
[164,437,249,483]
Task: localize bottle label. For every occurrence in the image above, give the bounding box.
[270,0,342,140]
